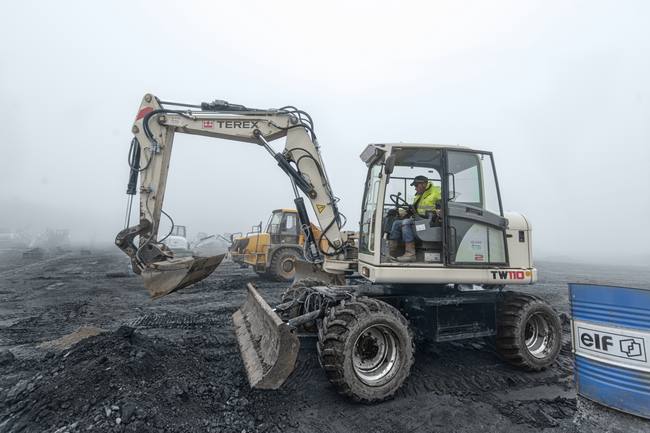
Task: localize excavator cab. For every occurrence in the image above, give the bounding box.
[357,144,532,284]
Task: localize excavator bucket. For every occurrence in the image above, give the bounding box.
[142,254,225,299]
[232,283,299,389]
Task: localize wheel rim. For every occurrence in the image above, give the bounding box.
[278,256,295,279]
[352,324,400,386]
[524,312,555,359]
[281,258,294,273]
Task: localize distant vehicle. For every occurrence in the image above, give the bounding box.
[229,209,323,281]
[0,229,31,250]
[29,229,70,252]
[162,225,191,256]
[191,233,229,257]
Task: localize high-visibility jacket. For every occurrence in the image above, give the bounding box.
[413,182,441,217]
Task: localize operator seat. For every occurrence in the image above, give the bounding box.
[412,212,442,262]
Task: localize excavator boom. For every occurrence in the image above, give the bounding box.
[117,94,352,386]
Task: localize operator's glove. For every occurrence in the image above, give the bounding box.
[397,208,408,218]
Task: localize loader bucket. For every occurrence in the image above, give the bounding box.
[142,254,225,299]
[232,283,299,389]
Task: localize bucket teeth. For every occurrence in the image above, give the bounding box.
[233,283,300,389]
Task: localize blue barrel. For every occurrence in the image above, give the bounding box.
[570,283,650,419]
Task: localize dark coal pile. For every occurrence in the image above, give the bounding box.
[1,326,293,433]
[3,251,650,433]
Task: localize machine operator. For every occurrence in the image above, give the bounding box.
[389,175,441,262]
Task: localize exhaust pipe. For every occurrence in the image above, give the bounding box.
[232,283,300,389]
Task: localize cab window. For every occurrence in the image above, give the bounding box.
[282,213,296,234]
[360,164,382,254]
[266,212,282,234]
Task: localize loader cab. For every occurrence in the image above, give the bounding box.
[265,209,300,245]
[358,144,511,283]
[171,225,187,238]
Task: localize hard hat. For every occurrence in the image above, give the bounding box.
[410,175,428,186]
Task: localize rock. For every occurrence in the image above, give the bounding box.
[7,379,29,400]
[559,312,571,326]
[0,349,16,366]
[121,402,137,423]
[116,417,122,425]
[115,326,134,339]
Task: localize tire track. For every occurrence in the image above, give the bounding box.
[399,337,574,399]
[128,309,234,329]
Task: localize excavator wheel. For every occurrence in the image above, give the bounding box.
[496,292,561,371]
[317,297,414,403]
[269,248,300,282]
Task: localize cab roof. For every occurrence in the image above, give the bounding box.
[360,143,477,165]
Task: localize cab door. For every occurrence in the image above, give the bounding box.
[444,150,508,266]
[279,212,300,245]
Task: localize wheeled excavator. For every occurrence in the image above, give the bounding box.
[116,94,561,402]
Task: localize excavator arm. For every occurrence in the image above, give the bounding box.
[116,94,350,298]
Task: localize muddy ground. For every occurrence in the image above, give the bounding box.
[0,248,648,433]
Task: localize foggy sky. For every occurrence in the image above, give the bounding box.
[1,0,649,265]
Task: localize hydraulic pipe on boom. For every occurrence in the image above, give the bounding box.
[116,94,352,298]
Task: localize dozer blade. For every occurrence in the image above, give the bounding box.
[142,254,225,299]
[232,283,299,389]
[293,259,346,285]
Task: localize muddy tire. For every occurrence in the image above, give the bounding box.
[317,297,414,403]
[269,248,300,282]
[496,292,561,371]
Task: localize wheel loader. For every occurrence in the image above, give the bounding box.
[116,94,562,403]
[229,208,336,281]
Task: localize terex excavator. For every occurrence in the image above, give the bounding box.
[117,94,561,403]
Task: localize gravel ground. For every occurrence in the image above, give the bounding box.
[0,248,649,433]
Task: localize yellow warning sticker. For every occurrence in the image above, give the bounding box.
[316,204,326,213]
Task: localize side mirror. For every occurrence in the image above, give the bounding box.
[384,155,396,175]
